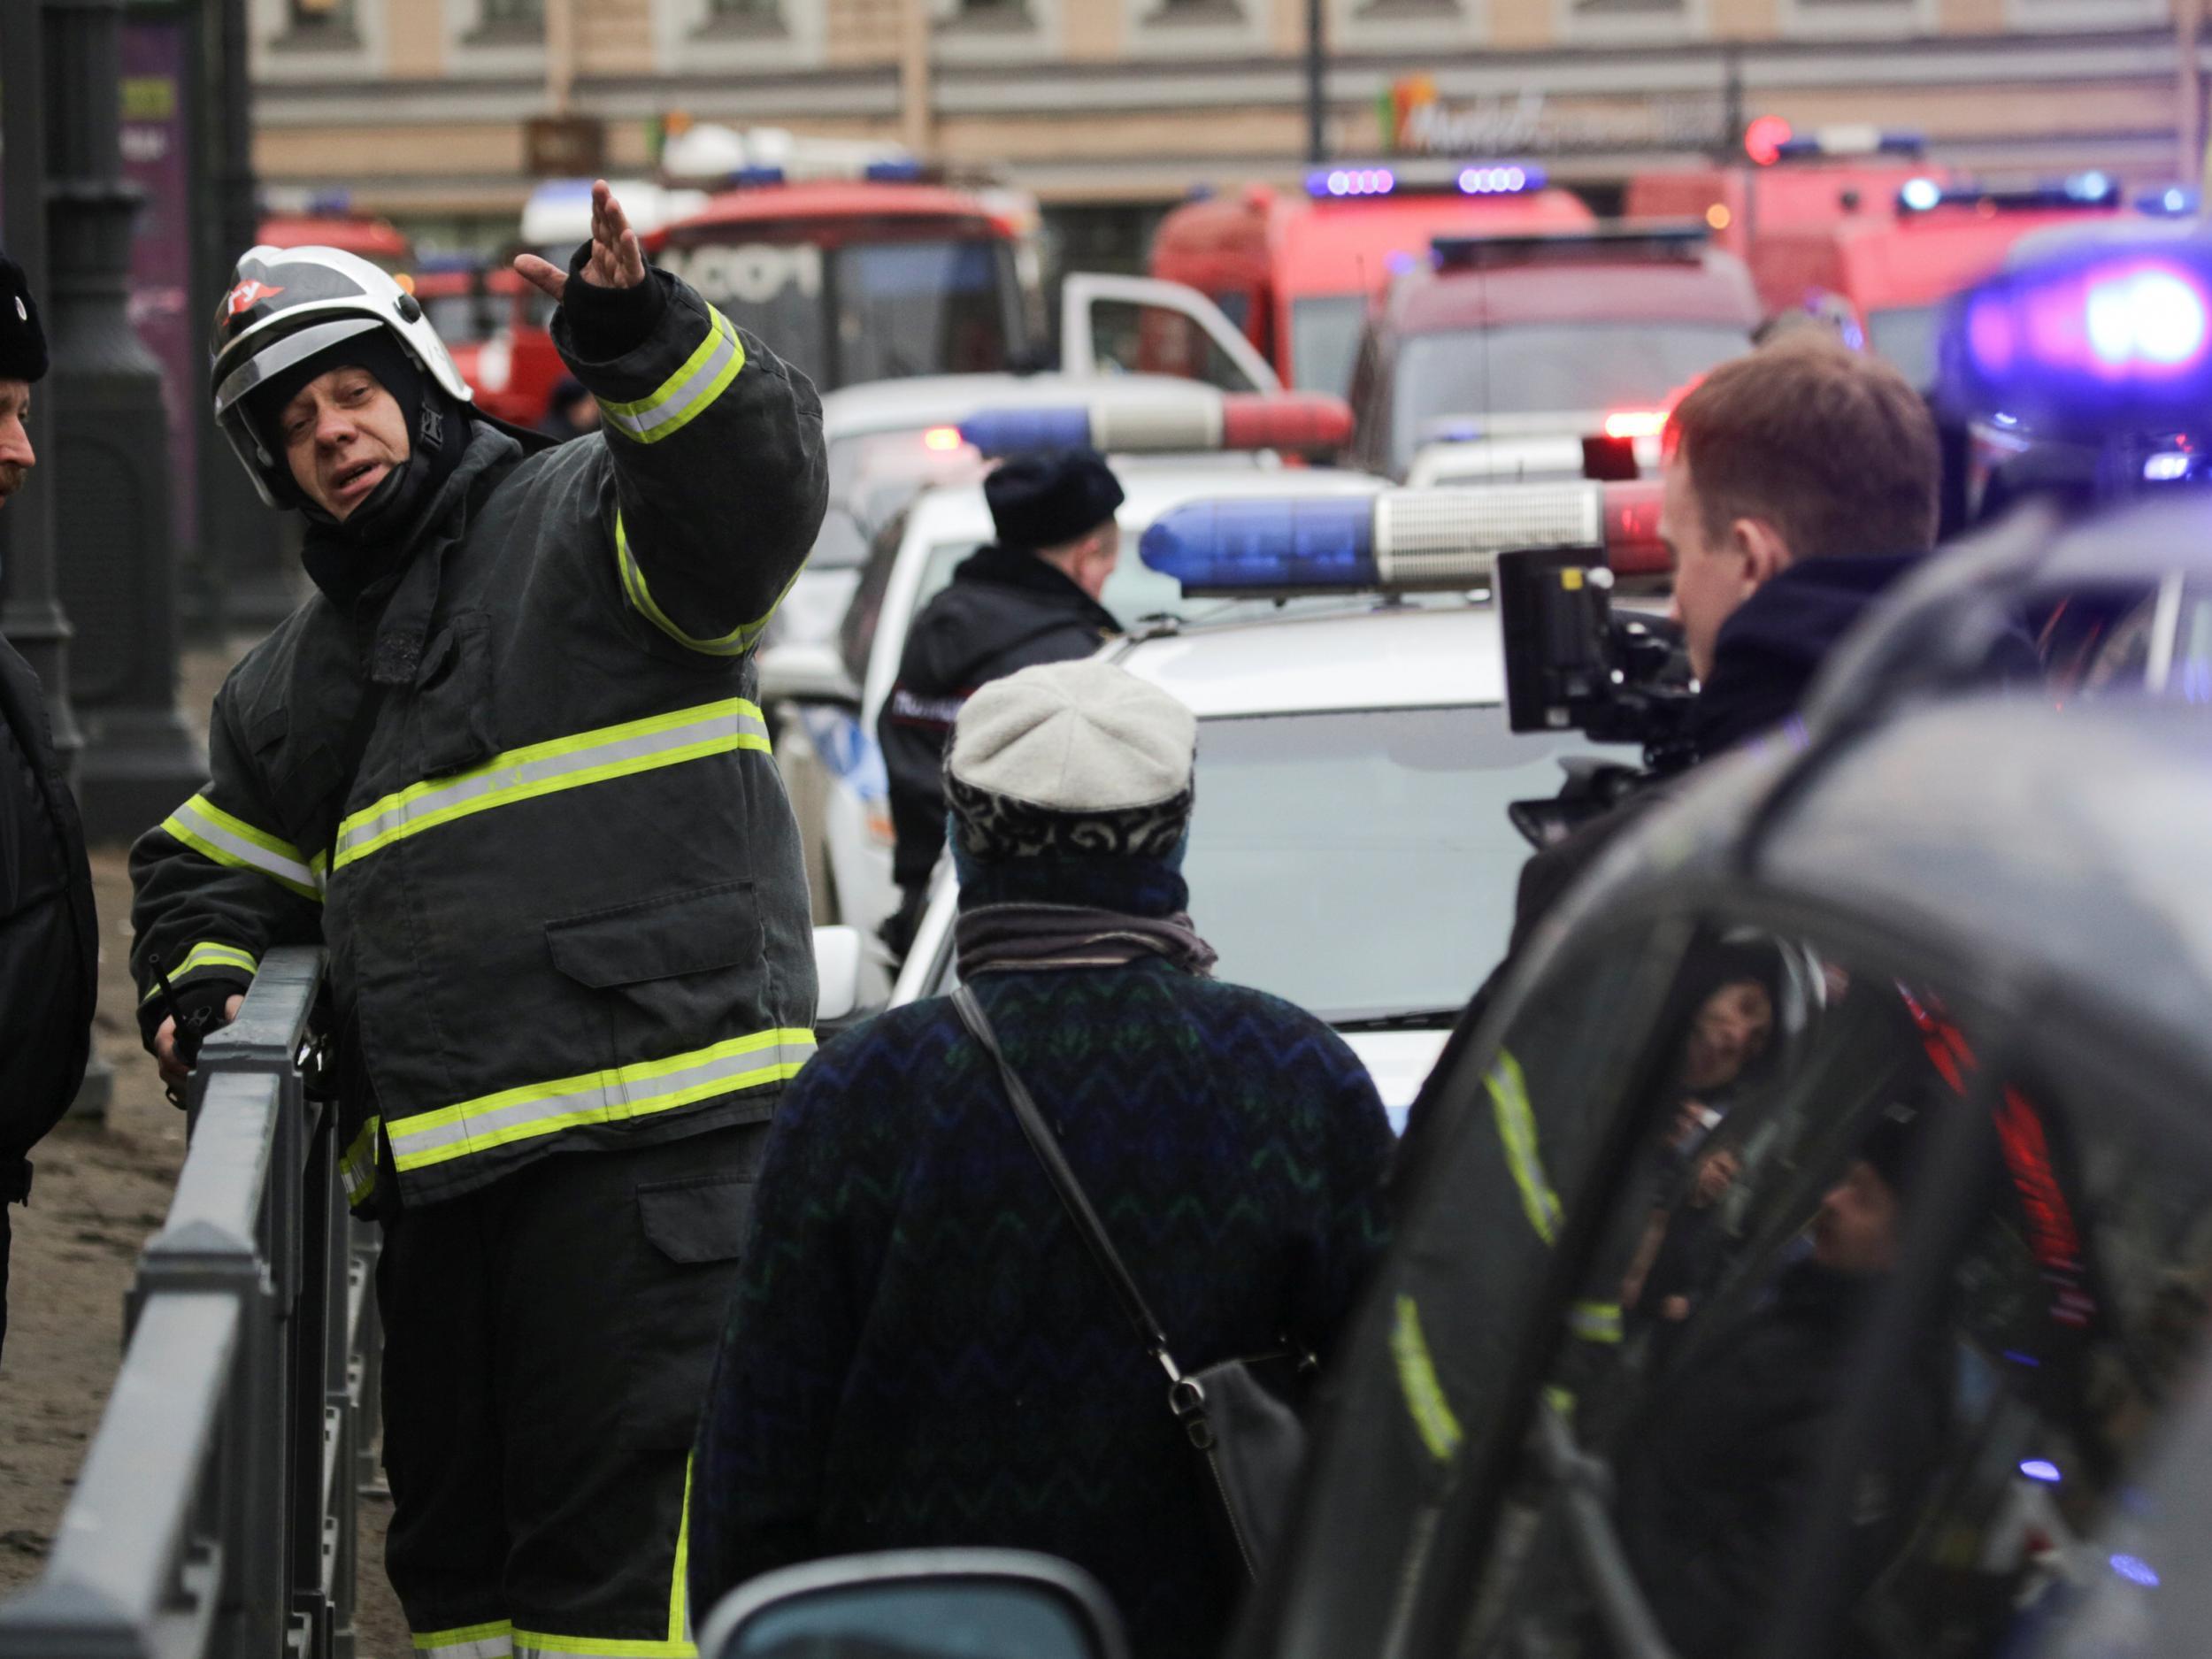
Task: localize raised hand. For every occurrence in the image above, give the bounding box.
[515,179,649,304]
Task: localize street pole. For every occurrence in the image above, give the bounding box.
[200,0,289,634]
[900,0,933,158]
[1306,0,1326,165]
[43,0,206,843]
[0,0,84,780]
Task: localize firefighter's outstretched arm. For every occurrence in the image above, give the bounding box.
[518,180,828,658]
[129,685,324,1078]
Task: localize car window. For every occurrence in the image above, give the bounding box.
[1457,937,1974,1659]
[839,507,910,688]
[1249,916,1696,1659]
[1290,295,1367,396]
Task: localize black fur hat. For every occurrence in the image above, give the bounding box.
[0,252,48,385]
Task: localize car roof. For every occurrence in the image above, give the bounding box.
[898,459,1387,545]
[1389,247,1761,332]
[1762,697,2212,1076]
[820,373,1221,441]
[656,180,1000,237]
[1108,600,1504,718]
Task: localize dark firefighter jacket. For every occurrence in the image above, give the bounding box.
[0,634,97,1187]
[129,269,828,1213]
[879,544,1119,892]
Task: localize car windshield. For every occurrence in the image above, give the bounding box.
[1390,320,1747,472]
[1181,706,1586,1021]
[1291,295,1367,395]
[1867,303,1940,389]
[664,236,1022,391]
[915,539,1201,628]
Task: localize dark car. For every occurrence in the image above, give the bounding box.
[695,490,2212,1659]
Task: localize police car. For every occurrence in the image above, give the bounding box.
[733,235,2212,1659]
[870,478,1668,1126]
[765,391,1381,937]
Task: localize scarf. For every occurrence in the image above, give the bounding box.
[956,900,1218,979]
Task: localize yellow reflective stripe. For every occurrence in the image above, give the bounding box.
[387,1027,817,1173]
[599,305,744,445]
[339,1115,381,1208]
[1568,1299,1623,1344]
[332,697,770,871]
[616,515,795,659]
[414,1620,512,1659]
[1487,1048,1562,1246]
[162,794,322,903]
[1544,1385,1578,1424]
[1390,1294,1465,1463]
[669,1455,692,1645]
[139,941,259,1004]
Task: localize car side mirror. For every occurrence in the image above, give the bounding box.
[696,1549,1128,1659]
[813,925,890,1030]
[758,640,860,710]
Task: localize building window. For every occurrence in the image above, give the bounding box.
[468,0,542,42]
[696,0,786,38]
[276,0,360,47]
[1148,0,1244,16]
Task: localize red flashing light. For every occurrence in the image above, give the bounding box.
[1744,115,1793,169]
[1603,409,1669,440]
[922,426,964,452]
[1603,480,1669,575]
[1218,392,1355,453]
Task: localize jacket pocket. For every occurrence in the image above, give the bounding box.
[544,879,761,987]
[412,610,497,779]
[624,1166,759,1448]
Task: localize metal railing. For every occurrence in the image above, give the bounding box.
[0,949,382,1659]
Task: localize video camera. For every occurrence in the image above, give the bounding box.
[1495,546,1701,845]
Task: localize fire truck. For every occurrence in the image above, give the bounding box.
[1149,160,1594,396]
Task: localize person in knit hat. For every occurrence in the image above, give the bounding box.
[690,659,1394,1658]
[0,249,99,1365]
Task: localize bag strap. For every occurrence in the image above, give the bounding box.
[952,984,1188,1386]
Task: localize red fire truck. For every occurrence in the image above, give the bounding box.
[1149,161,1594,395]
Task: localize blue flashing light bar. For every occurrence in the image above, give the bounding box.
[1900,177,1942,212]
[1901,174,2124,215]
[1306,160,1545,201]
[1433,223,1707,271]
[2019,1459,2062,1484]
[959,407,1093,456]
[864,158,926,182]
[1141,499,1379,594]
[1939,239,2212,437]
[2141,185,2200,217]
[1773,128,1925,160]
[726,165,787,188]
[1309,166,1398,199]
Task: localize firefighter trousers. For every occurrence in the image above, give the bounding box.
[377,1118,769,1659]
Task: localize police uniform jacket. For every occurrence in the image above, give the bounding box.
[879,543,1118,892]
[129,269,828,1212]
[0,634,97,1192]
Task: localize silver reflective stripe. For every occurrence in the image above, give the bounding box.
[386,1029,817,1174]
[600,311,742,444]
[412,1624,512,1659]
[333,699,770,872]
[162,795,322,902]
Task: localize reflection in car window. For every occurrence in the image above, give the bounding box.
[838,508,910,688]
[1248,924,1693,1659]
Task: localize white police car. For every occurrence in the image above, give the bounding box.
[876,478,1668,1126]
[764,391,1383,937]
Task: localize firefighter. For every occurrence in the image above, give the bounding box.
[129,183,826,1657]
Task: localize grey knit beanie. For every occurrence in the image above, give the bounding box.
[946,660,1196,862]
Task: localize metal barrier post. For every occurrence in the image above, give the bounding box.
[0,949,350,1659]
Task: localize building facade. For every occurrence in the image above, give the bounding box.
[253,0,2199,257]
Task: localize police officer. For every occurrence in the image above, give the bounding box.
[130,183,826,1656]
[0,252,98,1366]
[878,449,1124,955]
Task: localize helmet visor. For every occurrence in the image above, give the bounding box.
[213,316,383,419]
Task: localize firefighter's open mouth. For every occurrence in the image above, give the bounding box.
[329,458,387,503]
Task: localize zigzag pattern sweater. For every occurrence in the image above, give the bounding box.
[689,869,1393,1658]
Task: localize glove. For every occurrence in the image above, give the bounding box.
[138,975,248,1065]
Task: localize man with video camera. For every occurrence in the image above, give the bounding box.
[1399,337,1944,1166]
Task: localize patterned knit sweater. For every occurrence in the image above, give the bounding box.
[688,865,1393,1659]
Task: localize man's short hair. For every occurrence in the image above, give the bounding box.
[1667,338,1940,562]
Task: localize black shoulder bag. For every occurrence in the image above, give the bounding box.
[952,984,1313,1582]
